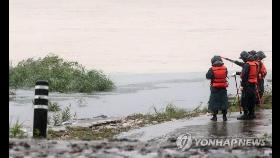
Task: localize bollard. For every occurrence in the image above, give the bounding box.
[33,80,49,138]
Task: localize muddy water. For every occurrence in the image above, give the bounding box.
[9,72,271,128]
[9,0,272,73]
[9,72,210,125]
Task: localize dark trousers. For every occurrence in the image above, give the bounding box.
[258,79,265,98]
[241,83,256,115]
[212,110,227,116]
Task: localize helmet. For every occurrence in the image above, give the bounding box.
[248,50,257,56]
[211,55,222,64]
[212,60,224,66]
[256,51,266,60]
[239,51,250,61]
[248,50,257,60]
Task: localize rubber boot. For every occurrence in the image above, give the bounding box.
[211,111,218,121]
[222,110,227,121]
[211,114,217,121]
[237,110,249,120]
[248,109,256,120]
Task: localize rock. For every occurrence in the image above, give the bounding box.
[123,145,135,151]
[93,115,108,119]
[9,141,15,149]
[62,121,72,125]
[23,142,31,149]
[122,123,131,128]
[136,120,143,125]
[152,121,158,124]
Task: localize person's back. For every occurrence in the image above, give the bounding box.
[206,56,228,121]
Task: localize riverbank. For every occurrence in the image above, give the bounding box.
[9,109,272,158]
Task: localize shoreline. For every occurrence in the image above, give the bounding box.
[9,109,272,158]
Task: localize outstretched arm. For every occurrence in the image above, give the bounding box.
[222,57,244,67]
[233,60,245,67]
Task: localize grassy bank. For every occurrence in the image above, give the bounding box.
[47,90,272,140]
[228,86,272,112]
[9,54,114,93]
[10,92,272,140]
[47,104,208,140]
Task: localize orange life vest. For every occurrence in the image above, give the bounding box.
[258,60,267,80]
[241,61,258,84]
[211,66,228,88]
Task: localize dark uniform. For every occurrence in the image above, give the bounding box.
[229,51,261,107]
[206,56,228,121]
[237,52,258,120]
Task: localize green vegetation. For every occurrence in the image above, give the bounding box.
[48,102,61,112]
[9,90,15,95]
[48,103,75,126]
[47,104,208,140]
[9,120,26,138]
[47,93,272,140]
[127,104,208,124]
[9,54,114,93]
[61,106,72,123]
[228,86,272,112]
[9,89,16,101]
[48,126,125,140]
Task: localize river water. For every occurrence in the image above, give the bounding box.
[9,0,272,127]
[9,0,272,73]
[9,72,271,127]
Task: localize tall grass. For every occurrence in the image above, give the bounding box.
[228,84,272,112]
[9,120,26,138]
[9,54,114,93]
[48,104,74,126]
[128,104,208,124]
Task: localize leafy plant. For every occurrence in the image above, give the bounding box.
[48,102,61,112]
[50,104,74,126]
[52,112,62,126]
[61,106,72,123]
[9,120,25,138]
[9,54,114,93]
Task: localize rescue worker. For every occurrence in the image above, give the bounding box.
[256,51,267,99]
[229,51,247,67]
[206,55,229,121]
[223,50,260,107]
[237,52,258,120]
[224,50,257,67]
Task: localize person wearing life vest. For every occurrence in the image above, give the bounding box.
[236,51,258,120]
[206,55,229,121]
[256,51,267,99]
[223,50,257,68]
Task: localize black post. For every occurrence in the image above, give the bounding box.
[33,80,49,138]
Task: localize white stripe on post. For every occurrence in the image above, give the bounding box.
[34,105,48,110]
[35,85,49,90]
[34,95,48,99]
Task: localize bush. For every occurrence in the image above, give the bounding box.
[49,105,74,126]
[61,106,72,122]
[9,54,115,93]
